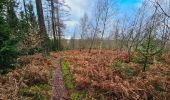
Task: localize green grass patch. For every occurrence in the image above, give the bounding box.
[61,56,87,100]
[71,91,87,100]
[61,57,74,89]
[19,83,51,100]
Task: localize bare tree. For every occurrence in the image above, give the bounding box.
[99,0,111,53]
[79,13,89,50]
[88,0,102,53]
[70,28,76,49]
[154,0,170,18]
[153,0,170,50]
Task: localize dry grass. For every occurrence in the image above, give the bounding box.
[64,50,170,100]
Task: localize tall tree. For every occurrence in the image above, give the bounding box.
[35,0,49,55]
[56,0,61,50]
[51,0,57,50]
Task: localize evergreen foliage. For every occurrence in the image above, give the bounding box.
[0,0,18,74]
[138,28,162,71]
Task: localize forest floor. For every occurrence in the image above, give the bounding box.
[0,50,170,100]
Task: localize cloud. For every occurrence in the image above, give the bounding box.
[65,0,92,19]
[63,0,95,39]
[64,0,94,27]
[65,20,79,27]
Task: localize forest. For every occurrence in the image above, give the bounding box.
[0,0,170,99]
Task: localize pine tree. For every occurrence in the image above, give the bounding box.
[139,27,162,72]
[0,0,18,74]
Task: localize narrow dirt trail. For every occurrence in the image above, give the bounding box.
[51,57,69,100]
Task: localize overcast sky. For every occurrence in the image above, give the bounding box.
[63,0,143,39]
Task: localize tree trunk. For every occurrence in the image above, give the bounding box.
[51,0,57,51]
[36,0,49,56]
[56,0,61,51]
[143,28,152,72]
[143,56,148,72]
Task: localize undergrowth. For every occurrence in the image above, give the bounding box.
[64,50,170,100]
[0,53,55,100]
[113,59,134,79]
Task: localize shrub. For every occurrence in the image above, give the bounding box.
[131,52,153,64]
[113,59,134,79]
